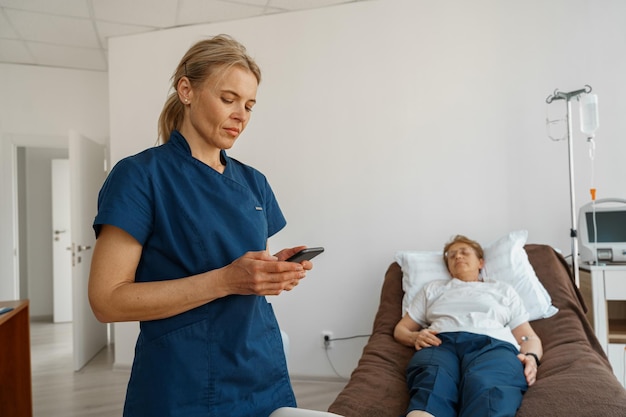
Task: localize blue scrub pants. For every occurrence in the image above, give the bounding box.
[406,332,527,417]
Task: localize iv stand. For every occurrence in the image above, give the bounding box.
[545,85,592,287]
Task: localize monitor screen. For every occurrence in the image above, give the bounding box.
[586,211,626,243]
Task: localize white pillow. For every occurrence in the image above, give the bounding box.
[395,250,448,313]
[395,230,558,321]
[482,230,558,320]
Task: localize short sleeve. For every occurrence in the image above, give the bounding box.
[506,284,530,330]
[262,177,286,238]
[406,286,430,328]
[93,158,154,245]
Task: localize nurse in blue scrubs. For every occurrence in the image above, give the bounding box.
[88,34,311,417]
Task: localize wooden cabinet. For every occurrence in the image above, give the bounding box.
[0,300,32,417]
[580,266,626,387]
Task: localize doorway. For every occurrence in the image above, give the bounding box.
[3,132,109,372]
[16,146,68,319]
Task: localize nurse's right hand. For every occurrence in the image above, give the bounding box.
[220,250,307,296]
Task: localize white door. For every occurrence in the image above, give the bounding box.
[69,130,108,371]
[52,159,72,323]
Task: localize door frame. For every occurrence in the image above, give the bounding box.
[1,132,109,370]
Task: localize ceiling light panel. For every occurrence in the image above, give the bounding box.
[6,9,99,48]
[177,0,266,26]
[0,38,35,64]
[28,42,106,70]
[92,0,178,28]
[0,0,90,18]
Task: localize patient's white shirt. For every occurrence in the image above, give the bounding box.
[407,278,529,349]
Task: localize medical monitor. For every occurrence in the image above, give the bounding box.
[578,198,626,264]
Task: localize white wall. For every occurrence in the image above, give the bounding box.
[108,0,626,378]
[0,64,109,301]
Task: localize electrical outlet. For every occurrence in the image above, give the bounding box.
[321,331,333,349]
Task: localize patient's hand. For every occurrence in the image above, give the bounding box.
[517,353,538,386]
[413,329,441,351]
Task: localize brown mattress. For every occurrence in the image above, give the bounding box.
[328,244,626,416]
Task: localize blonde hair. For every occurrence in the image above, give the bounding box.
[157,34,261,144]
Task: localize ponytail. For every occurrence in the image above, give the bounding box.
[158,94,185,144]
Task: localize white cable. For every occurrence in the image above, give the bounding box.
[588,138,598,264]
[580,91,599,263]
[322,334,370,380]
[592,201,598,265]
[324,348,347,380]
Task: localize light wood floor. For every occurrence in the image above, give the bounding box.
[30,320,347,416]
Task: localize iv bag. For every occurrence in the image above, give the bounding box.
[580,93,599,137]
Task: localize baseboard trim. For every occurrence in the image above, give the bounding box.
[289,375,348,383]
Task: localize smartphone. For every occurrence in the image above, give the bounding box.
[286,247,325,263]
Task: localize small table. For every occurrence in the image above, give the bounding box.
[0,300,32,417]
[579,265,626,387]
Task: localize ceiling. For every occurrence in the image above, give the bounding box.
[0,0,366,72]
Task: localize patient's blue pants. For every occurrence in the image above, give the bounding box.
[406,332,527,417]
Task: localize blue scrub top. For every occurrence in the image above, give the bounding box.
[94,131,296,417]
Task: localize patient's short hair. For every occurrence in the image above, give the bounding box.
[443,235,484,266]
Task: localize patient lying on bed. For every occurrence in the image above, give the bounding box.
[393,235,543,417]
